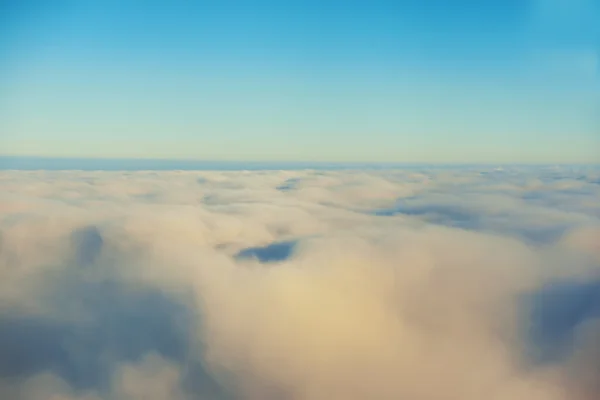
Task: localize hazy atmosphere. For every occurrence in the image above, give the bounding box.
[1,1,599,400]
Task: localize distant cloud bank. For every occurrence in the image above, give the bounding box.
[0,166,599,399]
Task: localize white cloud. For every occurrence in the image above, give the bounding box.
[112,354,188,400]
[0,167,598,399]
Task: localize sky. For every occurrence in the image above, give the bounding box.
[0,0,598,163]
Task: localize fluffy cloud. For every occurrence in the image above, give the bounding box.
[0,167,598,399]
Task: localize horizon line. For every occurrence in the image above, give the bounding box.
[0,155,598,171]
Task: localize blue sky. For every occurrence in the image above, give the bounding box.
[1,0,598,163]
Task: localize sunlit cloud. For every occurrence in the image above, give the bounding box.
[0,167,598,399]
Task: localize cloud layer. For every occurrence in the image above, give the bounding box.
[0,166,599,399]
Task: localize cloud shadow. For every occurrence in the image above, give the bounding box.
[276,178,301,192]
[0,278,227,398]
[373,201,570,244]
[525,279,600,363]
[235,241,297,263]
[71,225,104,267]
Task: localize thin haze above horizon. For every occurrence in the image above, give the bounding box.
[1,0,598,163]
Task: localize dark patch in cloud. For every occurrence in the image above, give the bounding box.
[373,201,573,244]
[276,178,301,192]
[235,241,297,263]
[375,202,479,229]
[71,226,104,267]
[0,317,71,378]
[516,225,570,244]
[527,279,600,363]
[0,281,193,392]
[182,362,236,400]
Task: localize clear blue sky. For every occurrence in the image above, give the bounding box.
[1,1,598,163]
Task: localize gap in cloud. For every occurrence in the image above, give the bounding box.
[235,240,297,263]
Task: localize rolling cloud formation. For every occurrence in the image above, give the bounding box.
[0,166,599,399]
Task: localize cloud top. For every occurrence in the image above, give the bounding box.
[0,166,598,399]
